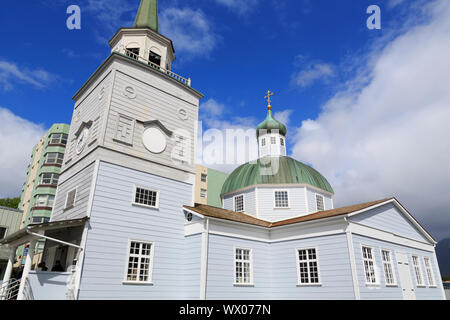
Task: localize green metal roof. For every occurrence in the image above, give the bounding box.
[134,0,158,32]
[256,110,287,138]
[221,156,334,195]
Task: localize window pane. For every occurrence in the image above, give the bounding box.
[134,187,158,208]
[126,241,153,283]
[234,195,244,212]
[275,191,289,208]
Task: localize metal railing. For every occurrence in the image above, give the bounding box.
[118,47,192,87]
[0,279,20,300]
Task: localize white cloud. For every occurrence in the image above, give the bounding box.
[0,60,57,91]
[214,0,260,14]
[0,107,46,198]
[292,60,336,88]
[160,8,220,58]
[291,0,450,240]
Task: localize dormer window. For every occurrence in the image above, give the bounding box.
[126,48,140,60]
[148,51,161,68]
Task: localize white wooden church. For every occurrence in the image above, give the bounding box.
[0,0,445,300]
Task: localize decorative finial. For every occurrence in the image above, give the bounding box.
[265,90,274,110]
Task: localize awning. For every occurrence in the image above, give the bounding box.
[0,217,89,246]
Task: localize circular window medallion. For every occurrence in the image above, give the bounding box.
[76,128,90,155]
[178,108,188,121]
[123,86,137,99]
[186,213,193,222]
[142,127,167,154]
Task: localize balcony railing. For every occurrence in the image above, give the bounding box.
[116,47,192,87]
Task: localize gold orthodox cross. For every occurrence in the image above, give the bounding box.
[265,90,274,110]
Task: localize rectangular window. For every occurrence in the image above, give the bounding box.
[280,138,285,146]
[274,191,289,208]
[271,136,276,144]
[297,248,320,285]
[65,189,77,209]
[125,240,154,283]
[362,246,377,284]
[36,195,55,207]
[45,152,64,165]
[381,250,396,285]
[235,248,252,285]
[201,174,207,182]
[134,187,159,209]
[50,133,68,145]
[41,173,59,185]
[412,255,425,286]
[200,189,207,198]
[234,195,244,212]
[261,138,266,147]
[0,227,7,239]
[316,194,325,211]
[423,257,435,286]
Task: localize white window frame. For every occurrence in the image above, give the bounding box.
[123,239,155,285]
[233,194,245,212]
[315,193,325,211]
[423,257,436,287]
[64,188,77,210]
[261,138,266,147]
[201,173,207,183]
[361,245,379,285]
[270,136,276,145]
[273,190,290,209]
[200,189,207,199]
[280,138,285,146]
[295,247,321,286]
[380,249,397,286]
[412,255,425,287]
[233,247,253,286]
[132,185,160,210]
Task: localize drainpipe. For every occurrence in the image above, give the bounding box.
[200,218,210,300]
[344,217,361,300]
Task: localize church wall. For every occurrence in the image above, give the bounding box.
[205,234,271,300]
[306,188,333,213]
[349,203,429,243]
[183,234,202,300]
[257,186,308,222]
[51,161,96,222]
[270,233,355,300]
[351,234,444,300]
[78,161,193,299]
[222,189,256,216]
[64,69,113,171]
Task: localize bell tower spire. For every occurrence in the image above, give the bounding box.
[134,0,159,32]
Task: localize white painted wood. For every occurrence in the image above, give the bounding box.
[345,230,360,300]
[396,252,416,300]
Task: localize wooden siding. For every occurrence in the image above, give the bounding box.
[223,188,256,216]
[183,234,201,300]
[349,203,429,242]
[352,234,444,300]
[257,187,308,222]
[270,234,355,300]
[51,162,95,222]
[306,188,332,213]
[78,161,194,299]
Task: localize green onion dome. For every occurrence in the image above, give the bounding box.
[221,156,334,196]
[256,110,287,138]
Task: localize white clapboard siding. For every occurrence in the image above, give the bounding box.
[222,189,257,216]
[78,161,194,300]
[256,187,308,222]
[51,162,96,222]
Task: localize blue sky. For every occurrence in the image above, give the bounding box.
[1,0,450,240]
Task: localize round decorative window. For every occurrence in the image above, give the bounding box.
[123,86,137,99]
[76,128,89,155]
[186,213,193,222]
[178,108,188,121]
[142,127,167,154]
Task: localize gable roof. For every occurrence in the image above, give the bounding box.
[184,198,436,243]
[183,198,393,228]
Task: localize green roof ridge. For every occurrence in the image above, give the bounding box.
[133,0,158,32]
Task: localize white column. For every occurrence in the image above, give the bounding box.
[2,245,17,284]
[17,240,37,300]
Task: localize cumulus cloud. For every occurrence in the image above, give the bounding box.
[291,0,450,240]
[0,60,57,91]
[0,107,46,198]
[160,8,220,58]
[292,58,336,89]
